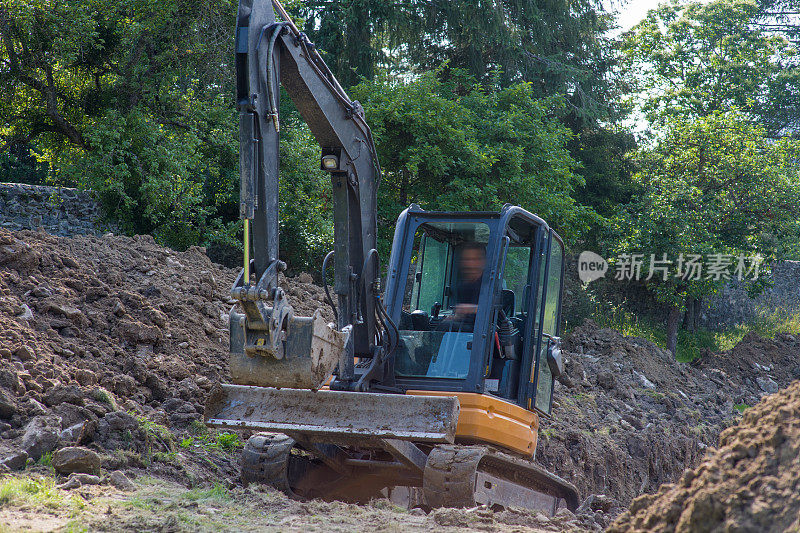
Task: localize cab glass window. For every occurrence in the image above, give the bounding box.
[395,222,490,380]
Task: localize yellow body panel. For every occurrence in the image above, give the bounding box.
[406,391,539,457]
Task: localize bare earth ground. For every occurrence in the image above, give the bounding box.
[0,228,798,532]
[0,473,590,532]
[608,379,800,532]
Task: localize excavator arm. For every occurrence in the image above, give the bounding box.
[230,0,396,391]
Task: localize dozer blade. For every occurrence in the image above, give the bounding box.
[230,309,347,389]
[204,384,460,442]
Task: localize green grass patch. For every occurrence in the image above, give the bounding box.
[206,432,243,451]
[188,430,244,454]
[0,476,85,515]
[36,452,53,469]
[152,451,178,464]
[182,483,230,502]
[137,417,175,449]
[92,388,118,410]
[734,403,751,413]
[189,419,209,436]
[588,304,800,362]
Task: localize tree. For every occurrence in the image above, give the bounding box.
[622,0,800,135]
[616,110,800,355]
[755,0,800,44]
[404,1,616,111]
[0,0,626,274]
[0,0,241,248]
[296,0,619,127]
[351,70,600,255]
[293,0,408,87]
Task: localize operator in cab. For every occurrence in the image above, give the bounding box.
[438,241,486,332]
[454,242,486,317]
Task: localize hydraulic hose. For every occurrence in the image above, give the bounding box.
[257,22,289,133]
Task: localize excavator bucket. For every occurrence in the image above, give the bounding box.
[204,384,460,443]
[229,308,348,390]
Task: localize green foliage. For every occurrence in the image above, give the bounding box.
[297,0,619,118]
[0,0,240,249]
[0,0,626,269]
[152,451,178,464]
[622,0,800,134]
[589,303,717,362]
[615,110,800,310]
[207,432,243,452]
[61,108,211,248]
[294,0,399,87]
[182,424,244,455]
[276,121,334,272]
[36,452,54,469]
[189,419,209,436]
[352,70,601,254]
[183,483,231,502]
[137,416,176,456]
[0,146,48,185]
[590,300,800,361]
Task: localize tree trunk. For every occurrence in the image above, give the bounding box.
[683,296,697,333]
[666,306,680,357]
[693,297,702,331]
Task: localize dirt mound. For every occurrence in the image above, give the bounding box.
[0,228,329,476]
[536,321,800,520]
[609,379,800,532]
[694,330,800,404]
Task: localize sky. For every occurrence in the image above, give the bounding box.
[608,0,667,34]
[607,0,717,35]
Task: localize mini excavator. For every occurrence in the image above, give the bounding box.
[204,0,579,513]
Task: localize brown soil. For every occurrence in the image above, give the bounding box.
[608,379,800,532]
[536,321,800,521]
[0,228,330,479]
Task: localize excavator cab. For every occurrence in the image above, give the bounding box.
[385,204,565,417]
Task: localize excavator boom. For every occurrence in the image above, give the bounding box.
[229,0,393,392]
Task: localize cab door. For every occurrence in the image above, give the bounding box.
[518,229,564,415]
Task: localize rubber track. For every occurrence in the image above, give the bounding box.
[423,444,580,512]
[480,449,580,511]
[240,432,296,493]
[423,445,487,508]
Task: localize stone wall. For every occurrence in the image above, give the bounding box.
[0,182,106,237]
[702,261,800,328]
[564,254,800,330]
